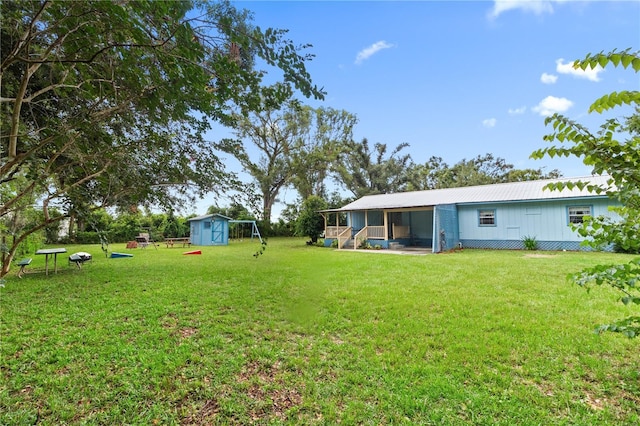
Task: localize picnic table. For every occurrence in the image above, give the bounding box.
[35,248,67,276]
[164,237,191,248]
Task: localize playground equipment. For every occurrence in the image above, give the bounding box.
[110,252,133,258]
[229,220,263,243]
[183,250,201,255]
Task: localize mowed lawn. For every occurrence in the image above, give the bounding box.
[1,238,639,425]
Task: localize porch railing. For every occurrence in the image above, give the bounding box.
[367,226,385,239]
[353,227,368,249]
[325,226,349,238]
[337,227,352,249]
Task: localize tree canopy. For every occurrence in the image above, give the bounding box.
[222,97,355,226]
[531,48,640,337]
[333,138,413,198]
[0,0,324,275]
[407,154,562,191]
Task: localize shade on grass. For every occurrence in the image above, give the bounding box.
[1,238,638,424]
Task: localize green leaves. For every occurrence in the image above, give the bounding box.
[580,48,640,72]
[589,91,640,113]
[534,49,640,337]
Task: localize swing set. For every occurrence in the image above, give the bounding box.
[228,220,263,243]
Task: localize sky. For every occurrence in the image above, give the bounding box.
[195,0,640,217]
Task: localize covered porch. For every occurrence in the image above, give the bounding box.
[322,207,436,251]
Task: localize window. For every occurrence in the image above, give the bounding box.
[478,209,496,226]
[568,206,592,224]
[204,221,211,229]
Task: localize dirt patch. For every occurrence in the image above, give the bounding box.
[181,399,220,425]
[238,360,304,422]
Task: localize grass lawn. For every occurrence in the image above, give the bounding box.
[1,238,639,424]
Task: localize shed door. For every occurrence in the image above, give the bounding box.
[212,220,225,244]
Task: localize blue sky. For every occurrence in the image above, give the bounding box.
[198,0,639,216]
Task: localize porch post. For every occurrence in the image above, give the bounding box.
[383,210,388,241]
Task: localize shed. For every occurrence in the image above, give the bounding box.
[187,214,231,246]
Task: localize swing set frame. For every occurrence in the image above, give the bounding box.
[228,220,263,243]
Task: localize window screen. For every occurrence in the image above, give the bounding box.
[479,209,496,226]
[568,206,591,224]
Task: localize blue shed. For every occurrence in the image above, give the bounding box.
[187,214,231,246]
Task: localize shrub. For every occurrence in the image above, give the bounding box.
[522,235,538,251]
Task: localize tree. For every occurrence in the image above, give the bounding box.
[223,98,355,226]
[531,48,640,337]
[296,195,328,244]
[221,96,301,229]
[333,138,413,198]
[406,154,562,191]
[288,107,357,200]
[207,201,254,220]
[0,1,324,276]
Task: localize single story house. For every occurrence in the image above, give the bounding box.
[321,175,619,252]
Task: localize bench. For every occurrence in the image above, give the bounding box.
[16,258,32,278]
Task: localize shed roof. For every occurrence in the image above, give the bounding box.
[333,175,613,212]
[187,213,232,222]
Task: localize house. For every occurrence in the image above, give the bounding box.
[187,213,231,246]
[321,175,619,252]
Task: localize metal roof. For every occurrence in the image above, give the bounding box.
[334,175,613,212]
[187,213,232,221]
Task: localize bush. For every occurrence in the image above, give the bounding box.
[522,235,538,251]
[75,231,103,244]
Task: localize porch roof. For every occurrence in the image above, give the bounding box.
[331,175,612,212]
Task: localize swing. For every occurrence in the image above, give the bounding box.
[229,220,263,243]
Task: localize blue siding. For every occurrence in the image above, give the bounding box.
[434,204,459,252]
[458,198,619,250]
[188,214,230,246]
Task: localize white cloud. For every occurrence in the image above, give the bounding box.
[556,58,603,82]
[532,95,573,116]
[355,41,394,65]
[540,73,558,84]
[489,0,556,19]
[508,106,526,115]
[482,118,497,128]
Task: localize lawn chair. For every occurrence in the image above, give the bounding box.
[135,233,150,249]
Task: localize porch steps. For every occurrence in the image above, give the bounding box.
[389,242,405,250]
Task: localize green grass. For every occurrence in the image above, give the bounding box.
[1,238,639,424]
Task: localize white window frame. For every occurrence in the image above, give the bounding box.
[478,209,496,226]
[567,205,592,224]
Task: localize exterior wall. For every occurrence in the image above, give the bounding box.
[457,198,619,250]
[190,221,204,246]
